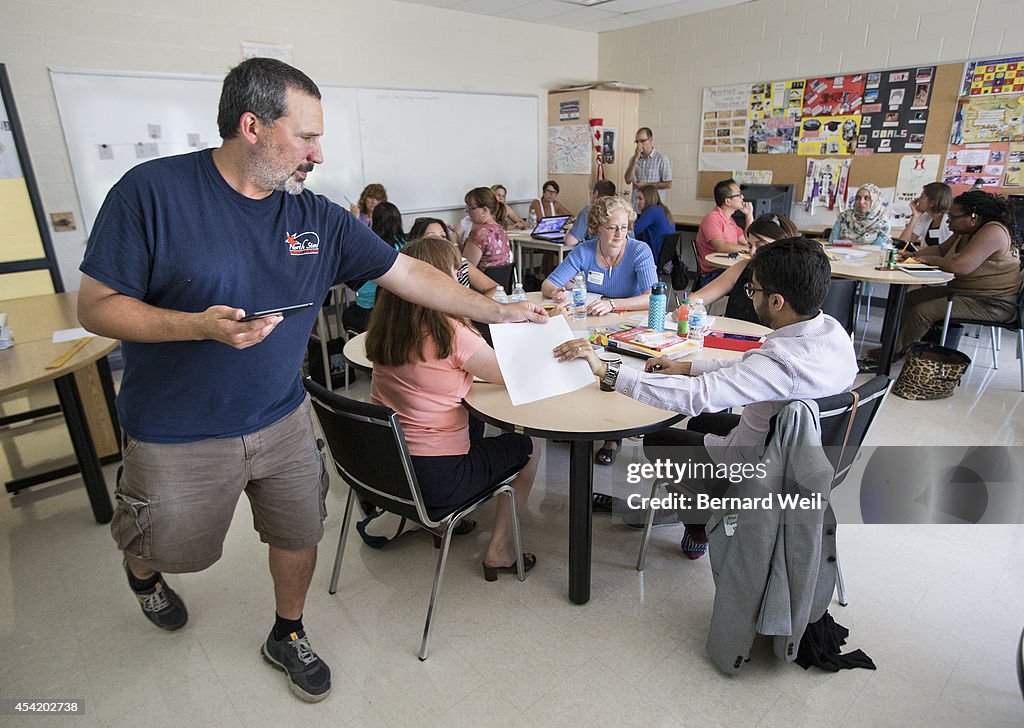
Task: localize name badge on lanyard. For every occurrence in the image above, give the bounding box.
[587,270,604,286]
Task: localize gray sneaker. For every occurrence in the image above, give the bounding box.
[260,629,331,703]
[124,561,188,631]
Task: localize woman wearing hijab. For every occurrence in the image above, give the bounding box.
[829,184,892,246]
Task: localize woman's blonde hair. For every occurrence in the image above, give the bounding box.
[587,195,636,235]
[365,237,478,367]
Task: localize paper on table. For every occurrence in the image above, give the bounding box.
[827,248,870,258]
[489,316,593,406]
[53,327,95,343]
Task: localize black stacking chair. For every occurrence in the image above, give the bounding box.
[304,378,526,660]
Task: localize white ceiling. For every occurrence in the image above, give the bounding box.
[395,0,748,33]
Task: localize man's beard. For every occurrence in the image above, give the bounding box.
[253,155,314,195]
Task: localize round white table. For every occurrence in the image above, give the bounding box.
[343,303,771,605]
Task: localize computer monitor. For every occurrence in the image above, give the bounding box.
[739,184,795,219]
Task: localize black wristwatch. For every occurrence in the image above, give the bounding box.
[600,359,621,392]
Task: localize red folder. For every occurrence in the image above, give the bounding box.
[703,331,765,352]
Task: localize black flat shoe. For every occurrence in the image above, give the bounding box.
[482,553,537,581]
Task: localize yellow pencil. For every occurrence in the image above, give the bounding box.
[899,239,911,254]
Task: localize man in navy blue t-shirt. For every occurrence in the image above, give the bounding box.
[78,58,544,703]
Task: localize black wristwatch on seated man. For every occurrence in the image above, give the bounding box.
[600,358,621,392]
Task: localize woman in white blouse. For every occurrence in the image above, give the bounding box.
[894,182,953,248]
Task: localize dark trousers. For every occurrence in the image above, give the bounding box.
[642,413,740,535]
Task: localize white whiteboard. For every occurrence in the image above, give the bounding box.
[50,68,539,232]
[356,88,537,213]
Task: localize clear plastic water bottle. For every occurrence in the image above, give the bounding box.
[648,282,667,330]
[510,282,527,302]
[687,297,707,344]
[528,209,538,228]
[493,285,508,304]
[571,272,587,321]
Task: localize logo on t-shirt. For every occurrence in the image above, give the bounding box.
[287,231,320,256]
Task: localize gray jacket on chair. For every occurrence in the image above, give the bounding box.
[705,399,838,675]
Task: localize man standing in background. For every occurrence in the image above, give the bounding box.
[625,126,672,206]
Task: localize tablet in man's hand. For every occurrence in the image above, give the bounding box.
[239,302,315,322]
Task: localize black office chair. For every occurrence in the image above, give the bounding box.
[822,279,858,334]
[635,375,893,609]
[303,378,527,660]
[656,231,683,303]
[939,269,1024,391]
[484,263,516,293]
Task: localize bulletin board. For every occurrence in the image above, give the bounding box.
[699,62,1024,201]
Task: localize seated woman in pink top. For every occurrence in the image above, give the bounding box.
[367,237,539,580]
[463,186,513,272]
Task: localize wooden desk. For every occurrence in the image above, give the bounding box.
[704,246,954,375]
[0,292,120,522]
[508,230,568,275]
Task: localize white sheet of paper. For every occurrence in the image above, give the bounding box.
[52,327,94,343]
[489,317,593,406]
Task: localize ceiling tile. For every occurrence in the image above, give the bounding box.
[496,0,583,21]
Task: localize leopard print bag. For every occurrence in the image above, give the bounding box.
[892,343,972,400]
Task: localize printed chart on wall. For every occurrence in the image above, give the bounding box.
[961,56,1024,96]
[857,67,934,154]
[699,83,751,171]
[942,143,1009,196]
[547,124,591,175]
[953,94,1024,144]
[797,75,864,156]
[748,80,803,154]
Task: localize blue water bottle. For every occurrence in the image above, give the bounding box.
[648,282,667,330]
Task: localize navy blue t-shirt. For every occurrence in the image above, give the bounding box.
[80,150,399,443]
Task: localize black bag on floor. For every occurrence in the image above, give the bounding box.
[306,337,357,389]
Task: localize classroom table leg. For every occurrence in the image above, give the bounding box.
[54,374,113,524]
[875,285,908,377]
[568,439,594,605]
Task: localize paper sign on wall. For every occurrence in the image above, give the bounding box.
[893,154,941,227]
[699,83,751,171]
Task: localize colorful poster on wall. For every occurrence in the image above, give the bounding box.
[892,154,941,228]
[942,143,1009,196]
[802,74,865,117]
[1006,143,1024,187]
[797,115,860,156]
[748,79,803,154]
[699,83,751,171]
[961,56,1024,96]
[857,67,934,154]
[801,157,850,212]
[954,94,1024,144]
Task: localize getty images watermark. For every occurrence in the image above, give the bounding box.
[624,459,824,513]
[609,446,1024,525]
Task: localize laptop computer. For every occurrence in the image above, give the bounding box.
[530,215,571,243]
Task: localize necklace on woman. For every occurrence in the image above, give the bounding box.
[597,242,624,278]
